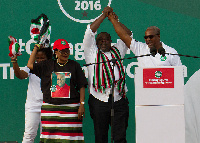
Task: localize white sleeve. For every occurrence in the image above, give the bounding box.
[184,69,200,143]
[22,66,31,77]
[130,38,147,56]
[169,48,182,66]
[82,24,97,64]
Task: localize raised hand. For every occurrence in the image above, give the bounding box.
[108,12,118,21]
[11,55,18,61]
[102,6,113,17]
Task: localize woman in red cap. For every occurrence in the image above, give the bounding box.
[27,39,87,143]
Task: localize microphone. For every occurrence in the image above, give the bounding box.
[158,47,165,57]
[150,47,157,57]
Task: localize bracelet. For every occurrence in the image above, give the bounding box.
[80,102,85,105]
[35,44,40,49]
[11,60,17,63]
[11,59,17,63]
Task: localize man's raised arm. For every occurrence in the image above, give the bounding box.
[90,6,113,32]
[108,12,132,48]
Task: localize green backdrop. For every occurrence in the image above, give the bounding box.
[0,0,200,142]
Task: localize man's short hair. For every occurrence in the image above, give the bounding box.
[146,26,160,35]
[96,32,112,42]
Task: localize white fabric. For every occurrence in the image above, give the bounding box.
[21,66,43,143]
[22,112,41,143]
[130,39,182,67]
[83,24,128,102]
[184,69,200,143]
[23,66,43,112]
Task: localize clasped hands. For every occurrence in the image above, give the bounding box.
[102,6,119,22]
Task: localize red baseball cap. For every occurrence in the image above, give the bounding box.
[53,39,70,50]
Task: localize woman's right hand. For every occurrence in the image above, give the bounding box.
[34,44,41,50]
[11,55,17,60]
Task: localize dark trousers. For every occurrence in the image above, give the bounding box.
[88,94,129,143]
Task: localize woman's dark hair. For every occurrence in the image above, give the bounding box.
[37,46,53,60]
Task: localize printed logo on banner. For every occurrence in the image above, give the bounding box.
[143,68,174,88]
[57,0,112,23]
[155,71,162,78]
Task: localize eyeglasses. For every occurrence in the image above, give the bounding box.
[144,34,159,39]
[58,49,70,54]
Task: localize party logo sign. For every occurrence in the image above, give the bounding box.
[143,68,174,88]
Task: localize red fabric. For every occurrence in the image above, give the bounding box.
[41,132,83,136]
[41,110,77,114]
[52,83,70,98]
[41,121,82,124]
[31,28,40,34]
[9,44,14,57]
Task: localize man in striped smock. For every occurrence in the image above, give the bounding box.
[83,7,130,143]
